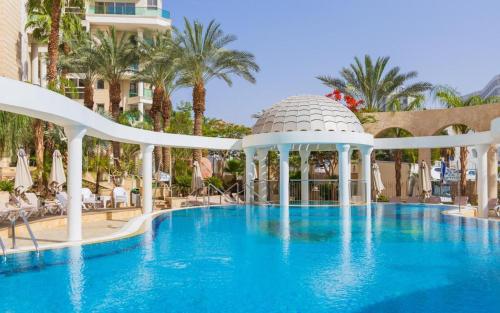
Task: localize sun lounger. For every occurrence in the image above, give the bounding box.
[81,188,100,210]
[55,192,68,215]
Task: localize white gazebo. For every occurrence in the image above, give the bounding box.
[241,95,374,207]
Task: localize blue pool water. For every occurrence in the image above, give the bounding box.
[0,204,499,313]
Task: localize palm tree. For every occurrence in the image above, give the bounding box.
[174,18,259,163]
[93,27,137,168]
[26,0,83,191]
[135,32,180,171]
[317,55,431,112]
[433,86,500,195]
[60,31,99,109]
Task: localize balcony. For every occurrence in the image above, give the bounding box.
[88,4,170,19]
[86,3,171,30]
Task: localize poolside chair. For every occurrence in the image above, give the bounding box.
[55,192,68,215]
[113,187,127,208]
[487,198,500,217]
[81,188,100,210]
[453,196,468,206]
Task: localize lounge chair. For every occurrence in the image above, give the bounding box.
[113,187,127,208]
[487,198,500,217]
[453,196,468,206]
[81,188,100,210]
[55,192,68,215]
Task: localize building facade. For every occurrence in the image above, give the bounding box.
[0,0,172,117]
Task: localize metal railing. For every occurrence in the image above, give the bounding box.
[87,4,171,19]
[251,179,368,205]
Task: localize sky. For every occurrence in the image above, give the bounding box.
[165,0,500,126]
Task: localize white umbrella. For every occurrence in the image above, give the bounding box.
[372,163,385,197]
[420,161,432,198]
[49,149,66,192]
[14,149,33,194]
[191,161,204,193]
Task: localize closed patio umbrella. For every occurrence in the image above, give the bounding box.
[191,161,204,193]
[420,161,432,198]
[372,163,385,197]
[49,149,66,192]
[14,149,33,194]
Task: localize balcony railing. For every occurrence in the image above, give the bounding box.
[87,4,171,19]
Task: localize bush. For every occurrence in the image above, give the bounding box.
[377,194,389,202]
[0,180,14,192]
[205,176,223,190]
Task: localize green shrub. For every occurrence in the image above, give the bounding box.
[205,176,223,190]
[0,180,14,192]
[377,194,389,202]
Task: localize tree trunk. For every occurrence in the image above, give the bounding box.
[460,146,468,195]
[83,80,94,110]
[192,81,206,163]
[33,119,45,192]
[109,80,122,168]
[162,94,172,174]
[151,85,165,170]
[47,0,61,85]
[394,149,402,197]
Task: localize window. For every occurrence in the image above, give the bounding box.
[147,0,158,8]
[94,2,135,15]
[96,79,104,89]
[65,78,84,99]
[129,82,138,97]
[96,103,105,113]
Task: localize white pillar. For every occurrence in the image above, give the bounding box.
[244,147,256,203]
[40,53,47,88]
[256,148,269,202]
[487,145,498,201]
[65,126,87,241]
[337,143,351,207]
[141,144,154,213]
[31,44,39,85]
[299,150,310,204]
[476,144,489,218]
[278,144,291,207]
[360,146,373,206]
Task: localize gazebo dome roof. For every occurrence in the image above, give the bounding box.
[252,95,364,134]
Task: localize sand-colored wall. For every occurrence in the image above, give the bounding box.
[0,0,23,80]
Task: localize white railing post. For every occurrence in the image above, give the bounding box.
[278,144,291,207]
[337,143,351,207]
[476,144,489,218]
[360,146,374,206]
[65,126,87,241]
[141,144,154,214]
[299,150,310,205]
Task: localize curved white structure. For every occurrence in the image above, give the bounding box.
[1,77,500,242]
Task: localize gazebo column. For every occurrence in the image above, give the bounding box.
[278,144,291,207]
[257,148,269,202]
[141,144,154,214]
[337,143,351,207]
[360,146,373,206]
[476,144,489,218]
[299,150,310,204]
[487,145,498,201]
[65,126,87,242]
[244,147,256,203]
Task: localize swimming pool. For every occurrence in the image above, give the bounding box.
[0,204,499,312]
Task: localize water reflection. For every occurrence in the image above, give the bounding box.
[68,245,84,313]
[280,206,290,259]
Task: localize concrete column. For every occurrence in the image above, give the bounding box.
[278,144,291,207]
[487,145,498,201]
[360,146,374,206]
[256,148,269,202]
[40,53,47,88]
[299,150,310,204]
[476,144,489,218]
[65,126,87,241]
[31,44,39,85]
[244,147,256,203]
[141,144,154,213]
[337,143,351,207]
